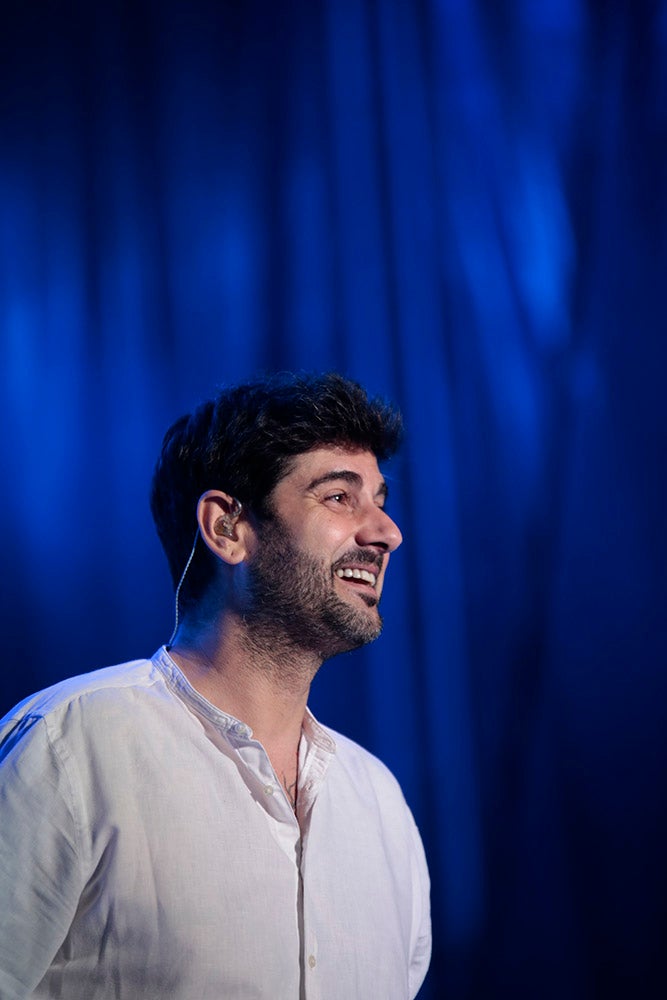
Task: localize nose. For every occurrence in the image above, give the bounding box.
[355,505,403,553]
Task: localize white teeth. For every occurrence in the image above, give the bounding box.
[335,568,377,587]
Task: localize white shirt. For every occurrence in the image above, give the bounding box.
[0,647,431,999]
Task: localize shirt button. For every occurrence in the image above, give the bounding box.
[263,784,274,796]
[308,955,316,969]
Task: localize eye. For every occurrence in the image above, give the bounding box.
[326,492,347,504]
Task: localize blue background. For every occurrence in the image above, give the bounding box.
[2,2,666,997]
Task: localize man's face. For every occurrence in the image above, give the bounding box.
[242,446,403,659]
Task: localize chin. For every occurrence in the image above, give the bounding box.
[348,615,383,649]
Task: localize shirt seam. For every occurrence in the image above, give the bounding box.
[36,713,87,880]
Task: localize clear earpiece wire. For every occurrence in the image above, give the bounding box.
[167,528,200,648]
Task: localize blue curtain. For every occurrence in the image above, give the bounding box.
[2,2,666,996]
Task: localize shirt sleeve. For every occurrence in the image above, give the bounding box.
[408,810,432,999]
[0,713,84,998]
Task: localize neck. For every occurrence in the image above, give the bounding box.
[168,610,321,763]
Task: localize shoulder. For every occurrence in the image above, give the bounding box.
[320,722,408,805]
[0,657,164,753]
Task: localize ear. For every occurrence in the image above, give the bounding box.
[197,491,249,566]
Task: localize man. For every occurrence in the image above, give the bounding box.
[0,373,431,998]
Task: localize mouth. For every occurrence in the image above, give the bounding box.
[335,566,377,588]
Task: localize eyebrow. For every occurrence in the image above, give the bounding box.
[305,470,389,501]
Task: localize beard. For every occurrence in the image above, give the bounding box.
[240,513,384,661]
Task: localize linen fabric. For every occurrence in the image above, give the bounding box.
[0,647,431,999]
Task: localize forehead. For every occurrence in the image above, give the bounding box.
[279,445,384,490]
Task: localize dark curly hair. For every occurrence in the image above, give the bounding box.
[150,372,403,610]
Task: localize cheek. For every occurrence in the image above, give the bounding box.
[299,517,352,557]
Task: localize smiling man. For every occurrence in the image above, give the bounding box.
[0,373,431,999]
